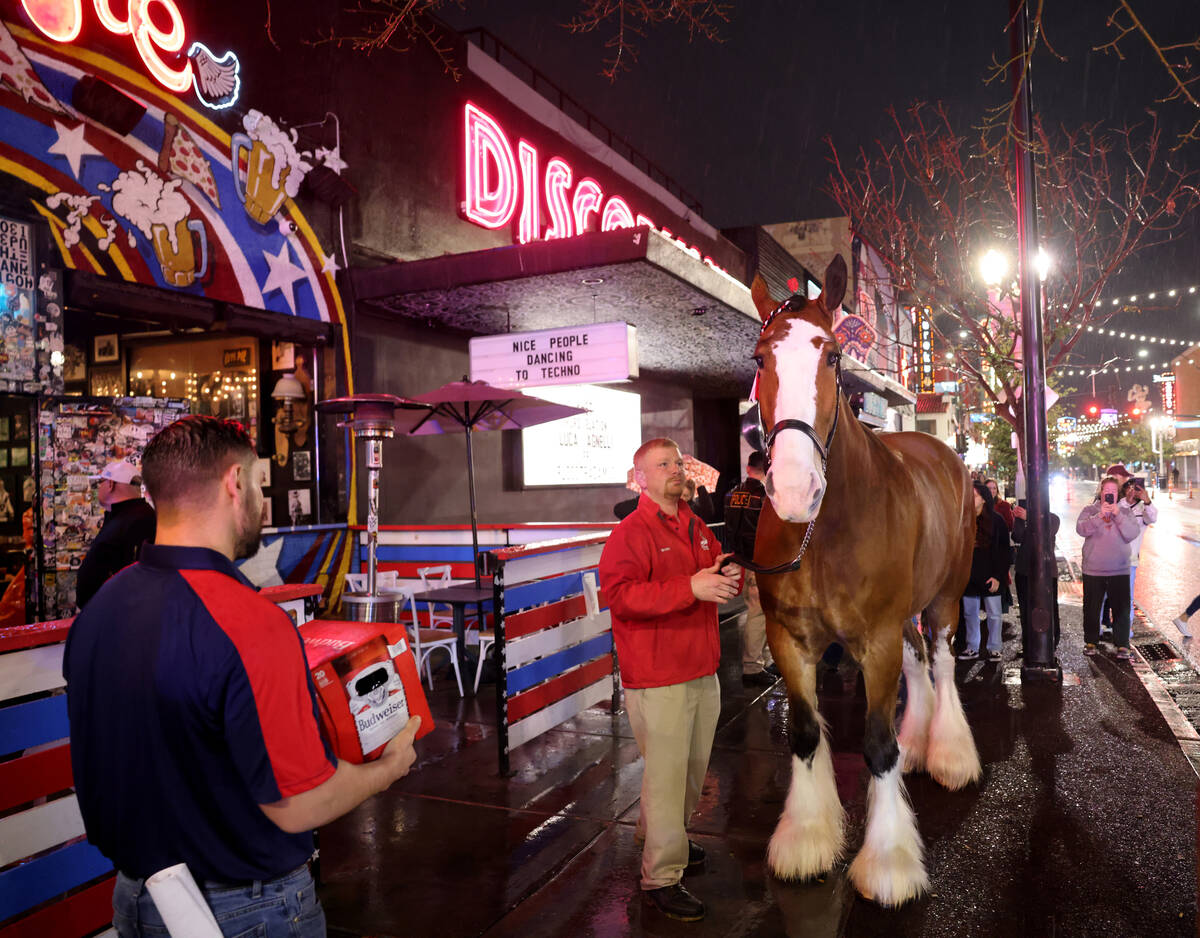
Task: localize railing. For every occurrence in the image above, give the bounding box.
[461,27,704,215]
[487,533,616,774]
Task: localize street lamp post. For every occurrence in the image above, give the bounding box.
[1010,0,1061,682]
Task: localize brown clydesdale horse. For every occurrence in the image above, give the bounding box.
[748,256,980,906]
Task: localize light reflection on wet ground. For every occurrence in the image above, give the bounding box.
[318,503,1197,937]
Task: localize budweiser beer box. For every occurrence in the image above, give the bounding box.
[300,620,434,763]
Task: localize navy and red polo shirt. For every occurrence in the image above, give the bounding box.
[64,543,337,883]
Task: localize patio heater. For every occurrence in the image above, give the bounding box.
[317,394,428,617]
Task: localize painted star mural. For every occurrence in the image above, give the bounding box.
[46,120,101,178]
[237,535,286,587]
[261,242,307,314]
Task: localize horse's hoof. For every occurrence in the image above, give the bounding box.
[767,815,845,881]
[847,844,929,907]
[897,739,927,774]
[926,740,982,790]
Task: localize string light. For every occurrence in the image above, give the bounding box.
[1062,353,1198,376]
[1093,284,1198,306]
[1084,324,1199,347]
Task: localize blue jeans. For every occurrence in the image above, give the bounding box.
[112,864,325,937]
[963,594,1003,653]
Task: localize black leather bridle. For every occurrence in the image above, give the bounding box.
[734,295,843,575]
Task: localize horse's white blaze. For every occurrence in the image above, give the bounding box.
[765,319,827,522]
[767,726,845,880]
[926,626,982,790]
[898,641,935,773]
[847,759,929,906]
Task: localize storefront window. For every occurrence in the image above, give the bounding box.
[128,337,259,442]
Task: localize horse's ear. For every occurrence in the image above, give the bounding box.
[751,274,777,322]
[819,255,848,319]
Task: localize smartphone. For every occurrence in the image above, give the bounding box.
[1103,493,1116,504]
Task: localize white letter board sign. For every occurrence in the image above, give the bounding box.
[469,321,638,389]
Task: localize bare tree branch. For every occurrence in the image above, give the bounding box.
[827,103,1200,449]
[563,0,731,80]
[1095,2,1200,148]
[305,1,464,80]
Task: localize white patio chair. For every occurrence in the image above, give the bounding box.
[473,626,496,694]
[418,564,472,630]
[344,571,397,593]
[394,584,463,697]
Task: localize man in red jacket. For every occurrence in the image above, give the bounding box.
[599,438,741,923]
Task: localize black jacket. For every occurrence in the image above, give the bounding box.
[722,477,765,557]
[965,511,1011,597]
[75,498,156,609]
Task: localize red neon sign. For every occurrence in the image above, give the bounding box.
[461,102,727,274]
[23,0,205,93]
[517,141,539,245]
[544,156,572,240]
[463,103,518,229]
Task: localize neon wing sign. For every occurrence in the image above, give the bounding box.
[22,0,241,110]
[461,102,729,275]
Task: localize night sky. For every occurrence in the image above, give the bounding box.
[440,0,1200,404]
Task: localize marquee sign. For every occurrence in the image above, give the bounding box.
[468,321,638,389]
[912,305,934,393]
[1154,372,1177,415]
[461,102,730,276]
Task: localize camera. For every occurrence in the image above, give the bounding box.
[1103,493,1116,504]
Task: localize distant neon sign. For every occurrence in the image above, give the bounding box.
[22,0,240,108]
[461,102,727,273]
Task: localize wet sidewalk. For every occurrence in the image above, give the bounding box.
[317,597,1198,938]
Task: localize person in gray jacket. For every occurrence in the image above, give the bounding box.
[1076,476,1140,659]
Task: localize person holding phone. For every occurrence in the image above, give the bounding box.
[1075,476,1140,658]
[1120,478,1157,598]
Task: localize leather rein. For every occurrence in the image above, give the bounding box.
[732,295,842,576]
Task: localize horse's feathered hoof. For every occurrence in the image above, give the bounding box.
[847,843,930,907]
[767,812,845,881]
[926,738,982,790]
[898,738,927,774]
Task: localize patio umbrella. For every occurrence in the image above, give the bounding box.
[400,379,588,587]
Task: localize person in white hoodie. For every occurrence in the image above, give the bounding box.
[1120,477,1157,599]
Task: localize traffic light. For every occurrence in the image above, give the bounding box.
[1086,404,1099,418]
[1130,406,1142,418]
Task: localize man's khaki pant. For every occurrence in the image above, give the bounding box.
[624,673,720,890]
[740,572,773,672]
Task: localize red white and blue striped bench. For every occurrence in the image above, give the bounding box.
[0,618,116,938]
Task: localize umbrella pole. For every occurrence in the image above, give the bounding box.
[367,439,381,595]
[465,424,481,588]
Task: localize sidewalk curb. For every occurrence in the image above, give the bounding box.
[1129,599,1200,779]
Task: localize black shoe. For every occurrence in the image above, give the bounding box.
[763,663,781,678]
[687,840,705,870]
[742,669,775,686]
[644,883,705,922]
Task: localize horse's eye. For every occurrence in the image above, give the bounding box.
[753,355,763,369]
[826,351,840,367]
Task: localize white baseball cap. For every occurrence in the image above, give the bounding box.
[88,459,142,486]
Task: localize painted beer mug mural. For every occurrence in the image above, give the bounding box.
[231,110,313,225]
[100,162,209,288]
